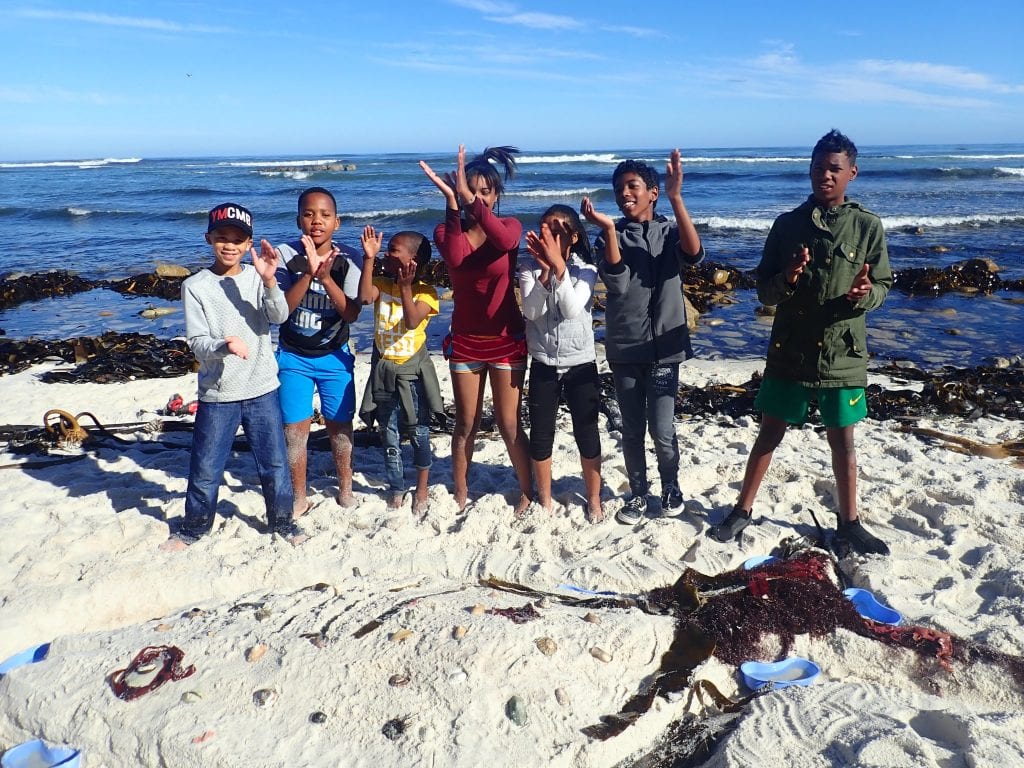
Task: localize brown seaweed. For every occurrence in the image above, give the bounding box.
[104,273,187,300]
[893,258,1024,295]
[0,270,97,310]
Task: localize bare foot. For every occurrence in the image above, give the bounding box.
[412,494,429,519]
[513,493,532,520]
[293,499,313,519]
[284,532,309,546]
[387,493,404,510]
[336,490,356,508]
[586,500,605,524]
[159,536,190,552]
[454,490,468,512]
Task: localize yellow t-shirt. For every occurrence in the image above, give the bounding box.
[373,276,439,364]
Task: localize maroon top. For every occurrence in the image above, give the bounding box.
[434,198,525,337]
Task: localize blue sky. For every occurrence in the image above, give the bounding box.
[2,0,1023,160]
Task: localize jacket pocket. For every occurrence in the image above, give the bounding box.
[842,328,865,358]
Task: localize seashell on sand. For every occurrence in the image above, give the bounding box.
[388,674,410,687]
[181,691,202,703]
[452,626,467,640]
[245,644,268,663]
[155,623,172,632]
[583,612,602,625]
[534,637,557,656]
[389,628,413,643]
[253,688,278,708]
[310,711,328,724]
[555,688,570,707]
[470,604,486,615]
[590,647,612,663]
[505,695,527,727]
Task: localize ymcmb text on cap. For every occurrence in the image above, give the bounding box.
[207,203,253,236]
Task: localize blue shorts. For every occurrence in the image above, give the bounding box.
[276,344,355,424]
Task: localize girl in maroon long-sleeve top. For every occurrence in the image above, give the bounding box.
[420,145,532,516]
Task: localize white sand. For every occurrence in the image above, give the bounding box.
[0,353,1022,767]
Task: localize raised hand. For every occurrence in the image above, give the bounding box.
[580,197,614,230]
[314,246,339,283]
[396,260,417,287]
[786,245,811,285]
[420,159,457,208]
[251,239,280,281]
[361,225,383,260]
[665,148,684,199]
[301,234,324,276]
[454,144,475,206]
[225,336,249,359]
[847,263,872,303]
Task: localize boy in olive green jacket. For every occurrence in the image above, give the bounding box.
[709,129,892,555]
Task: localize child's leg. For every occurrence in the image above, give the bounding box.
[565,362,603,518]
[489,365,533,515]
[284,420,312,515]
[183,399,241,538]
[376,392,405,507]
[826,425,858,523]
[410,379,433,515]
[450,366,487,510]
[240,390,295,530]
[736,414,789,512]
[527,360,560,512]
[611,363,649,497]
[316,344,358,507]
[646,363,680,491]
[276,349,317,516]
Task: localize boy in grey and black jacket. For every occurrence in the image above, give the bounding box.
[581,149,704,525]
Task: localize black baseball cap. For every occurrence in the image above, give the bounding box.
[207,202,253,237]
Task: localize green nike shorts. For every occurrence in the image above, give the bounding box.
[754,377,867,428]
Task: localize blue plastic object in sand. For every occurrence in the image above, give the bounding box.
[555,584,619,597]
[0,643,50,677]
[740,657,820,690]
[742,555,779,570]
[1,739,81,768]
[843,587,902,625]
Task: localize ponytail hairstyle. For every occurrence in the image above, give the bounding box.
[540,203,594,265]
[464,146,519,213]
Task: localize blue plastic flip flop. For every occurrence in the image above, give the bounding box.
[740,657,820,690]
[843,587,902,625]
[1,739,81,768]
[742,555,779,570]
[0,643,50,677]
[555,584,619,597]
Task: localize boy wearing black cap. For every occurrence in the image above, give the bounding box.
[164,203,301,549]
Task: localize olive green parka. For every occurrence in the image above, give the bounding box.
[757,196,892,388]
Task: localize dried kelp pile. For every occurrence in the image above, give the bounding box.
[869,360,1024,421]
[0,332,195,380]
[0,269,193,310]
[0,270,97,309]
[105,272,187,300]
[893,258,1024,295]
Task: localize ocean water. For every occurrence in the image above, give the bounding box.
[1,145,1022,368]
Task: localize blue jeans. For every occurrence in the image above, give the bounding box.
[376,379,432,494]
[184,390,293,536]
[611,362,680,497]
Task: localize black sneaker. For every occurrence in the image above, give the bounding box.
[838,518,889,555]
[707,505,753,543]
[616,495,648,525]
[660,483,684,514]
[270,520,305,541]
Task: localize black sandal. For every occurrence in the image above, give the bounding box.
[707,505,753,543]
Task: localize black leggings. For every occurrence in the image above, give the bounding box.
[527,359,601,461]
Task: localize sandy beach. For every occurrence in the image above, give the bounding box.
[1,351,1022,767]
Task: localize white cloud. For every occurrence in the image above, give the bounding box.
[15,8,227,34]
[857,59,1024,94]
